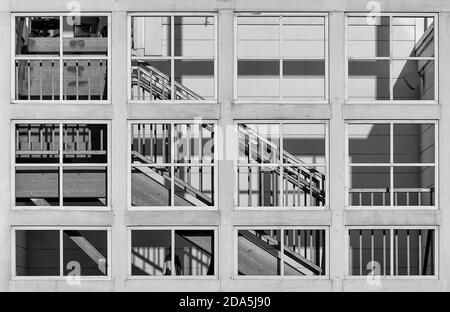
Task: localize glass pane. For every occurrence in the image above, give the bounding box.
[174,166,214,206]
[237,166,280,207]
[63,166,107,206]
[174,16,214,58]
[63,124,107,163]
[131,123,171,164]
[348,60,390,100]
[282,124,325,164]
[394,124,435,163]
[175,230,214,276]
[349,166,390,206]
[237,60,280,99]
[282,60,325,99]
[131,16,171,57]
[63,59,107,100]
[238,124,280,164]
[282,16,325,58]
[393,17,434,58]
[347,16,390,58]
[63,230,108,276]
[131,166,171,206]
[237,16,280,59]
[174,60,214,100]
[238,229,282,276]
[15,59,60,100]
[15,124,60,164]
[393,166,434,206]
[131,230,171,276]
[348,124,390,163]
[62,16,108,55]
[174,123,214,164]
[392,60,434,100]
[282,166,326,207]
[284,230,326,276]
[15,166,60,206]
[131,59,171,101]
[15,230,60,276]
[15,16,60,55]
[349,229,390,276]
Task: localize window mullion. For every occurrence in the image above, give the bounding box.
[390,123,394,207]
[59,123,63,207]
[59,16,64,101]
[389,15,393,100]
[59,229,63,277]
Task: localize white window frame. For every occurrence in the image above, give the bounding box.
[11,12,112,104]
[345,120,438,210]
[11,226,112,280]
[233,12,329,104]
[234,120,329,210]
[127,12,218,104]
[11,120,112,210]
[345,225,438,279]
[345,12,438,104]
[127,226,218,280]
[233,226,329,279]
[127,120,218,210]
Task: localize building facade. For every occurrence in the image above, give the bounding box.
[0,0,449,292]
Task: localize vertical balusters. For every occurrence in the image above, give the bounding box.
[27,60,31,100]
[418,230,422,276]
[359,230,363,276]
[51,61,55,100]
[88,61,91,101]
[382,230,386,275]
[39,61,43,100]
[15,60,19,99]
[407,230,410,275]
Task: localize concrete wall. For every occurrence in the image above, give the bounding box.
[0,0,449,292]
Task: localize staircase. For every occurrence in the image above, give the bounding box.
[238,124,326,206]
[131,60,203,101]
[238,230,325,276]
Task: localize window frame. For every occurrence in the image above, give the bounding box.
[233,12,329,104]
[234,120,329,210]
[11,120,112,210]
[345,120,438,210]
[345,12,438,104]
[11,226,111,280]
[345,225,438,279]
[11,12,112,104]
[127,12,218,104]
[127,226,218,280]
[233,226,329,279]
[127,120,218,210]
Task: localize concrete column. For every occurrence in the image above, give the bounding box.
[217,9,235,291]
[0,11,11,292]
[438,12,450,291]
[328,11,346,291]
[111,11,128,292]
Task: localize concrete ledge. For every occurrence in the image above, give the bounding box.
[232,104,331,120]
[343,104,441,120]
[125,279,220,292]
[128,103,220,120]
[342,278,442,292]
[10,104,113,120]
[232,209,331,226]
[344,209,441,226]
[9,210,114,226]
[9,279,114,292]
[221,278,332,292]
[127,210,221,225]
